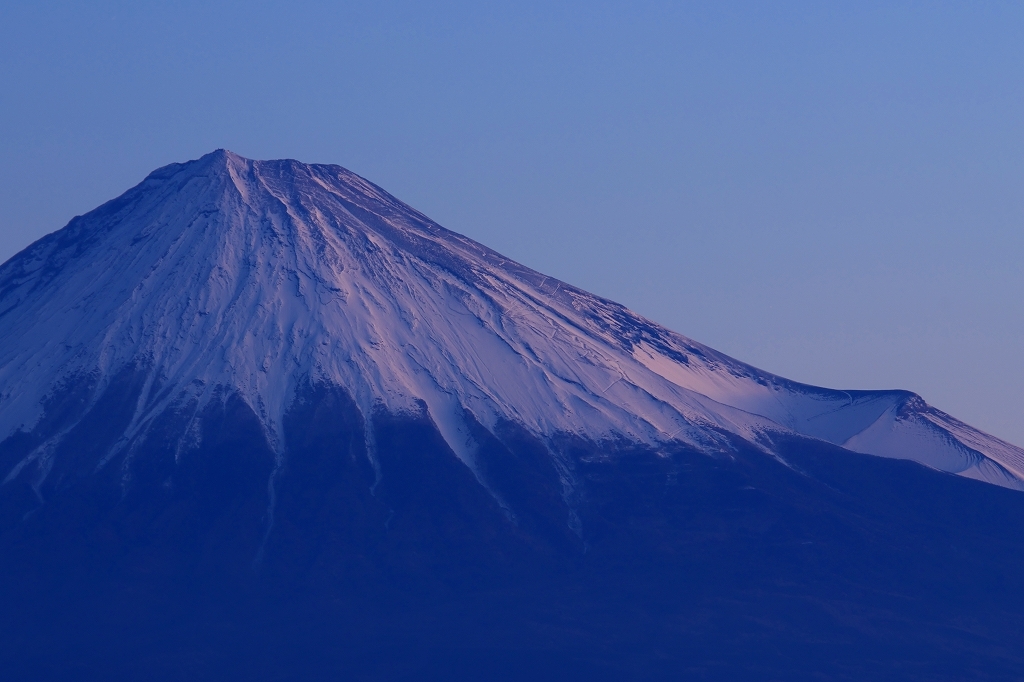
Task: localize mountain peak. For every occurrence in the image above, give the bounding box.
[1,151,1022,501]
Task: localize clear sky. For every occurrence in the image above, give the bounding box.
[1,1,1022,445]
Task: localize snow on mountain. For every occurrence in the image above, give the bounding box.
[1,149,1021,493]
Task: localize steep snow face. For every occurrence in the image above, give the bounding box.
[1,150,1022,491]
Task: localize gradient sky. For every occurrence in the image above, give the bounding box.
[1,1,1022,445]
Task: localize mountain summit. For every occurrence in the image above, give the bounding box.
[3,151,1024,681]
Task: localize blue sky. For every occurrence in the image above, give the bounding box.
[1,1,1022,444]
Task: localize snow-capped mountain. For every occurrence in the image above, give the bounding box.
[6,150,1024,682]
[1,149,1021,501]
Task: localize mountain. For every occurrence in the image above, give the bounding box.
[1,150,1020,500]
[2,150,1024,681]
